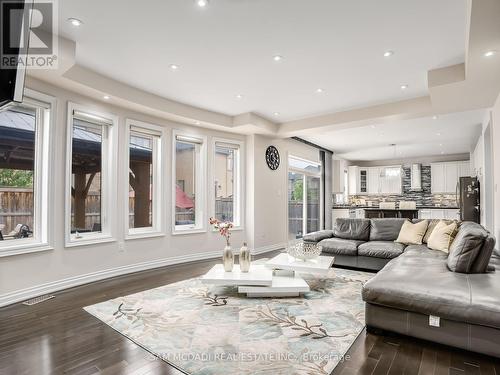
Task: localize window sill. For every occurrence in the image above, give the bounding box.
[172,227,206,236]
[211,226,244,232]
[0,242,53,258]
[65,235,116,248]
[125,231,166,241]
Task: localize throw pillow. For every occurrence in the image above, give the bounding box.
[395,220,429,245]
[447,222,487,273]
[427,220,458,253]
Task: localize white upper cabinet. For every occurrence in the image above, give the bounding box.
[367,168,380,194]
[431,161,471,194]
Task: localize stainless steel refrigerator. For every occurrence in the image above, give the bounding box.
[458,177,480,223]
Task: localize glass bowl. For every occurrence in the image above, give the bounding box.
[287,241,322,261]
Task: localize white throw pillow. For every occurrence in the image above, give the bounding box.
[427,220,458,253]
[395,220,428,245]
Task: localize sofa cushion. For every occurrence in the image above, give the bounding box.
[362,250,500,329]
[427,220,458,253]
[470,233,496,273]
[358,241,405,259]
[302,230,334,243]
[422,219,457,244]
[369,218,407,241]
[334,218,370,241]
[395,220,428,245]
[318,237,364,256]
[447,222,488,273]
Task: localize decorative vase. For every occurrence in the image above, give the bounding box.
[239,242,251,272]
[222,245,234,272]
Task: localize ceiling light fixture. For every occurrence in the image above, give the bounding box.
[273,112,280,116]
[400,84,408,90]
[441,151,445,155]
[436,132,442,136]
[432,115,438,120]
[273,55,283,62]
[484,50,497,57]
[370,125,376,129]
[194,120,201,125]
[235,94,243,99]
[68,18,83,27]
[196,0,209,7]
[383,50,394,57]
[316,88,324,94]
[103,95,110,100]
[169,64,179,71]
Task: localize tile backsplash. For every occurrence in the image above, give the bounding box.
[349,165,458,207]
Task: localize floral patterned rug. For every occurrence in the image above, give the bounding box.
[84,265,372,375]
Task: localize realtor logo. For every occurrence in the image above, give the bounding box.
[1,0,58,69]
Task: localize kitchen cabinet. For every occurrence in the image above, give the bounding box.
[332,209,350,221]
[419,209,460,220]
[431,161,471,194]
[348,165,402,195]
[348,166,368,195]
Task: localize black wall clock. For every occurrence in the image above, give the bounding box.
[265,145,280,170]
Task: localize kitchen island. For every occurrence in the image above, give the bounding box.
[362,208,418,219]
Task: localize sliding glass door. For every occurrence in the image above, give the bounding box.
[288,156,322,241]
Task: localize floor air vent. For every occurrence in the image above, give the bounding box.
[22,295,55,306]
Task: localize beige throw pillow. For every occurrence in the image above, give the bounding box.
[395,220,428,245]
[427,220,458,253]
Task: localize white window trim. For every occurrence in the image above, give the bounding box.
[0,89,55,258]
[65,102,118,248]
[286,153,323,240]
[211,137,244,230]
[172,130,207,235]
[124,119,165,240]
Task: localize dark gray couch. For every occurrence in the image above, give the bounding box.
[304,218,499,358]
[304,218,408,271]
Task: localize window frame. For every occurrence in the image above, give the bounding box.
[124,119,165,240]
[65,102,118,247]
[0,89,55,257]
[211,137,244,230]
[171,130,207,235]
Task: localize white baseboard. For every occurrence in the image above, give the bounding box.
[0,244,285,308]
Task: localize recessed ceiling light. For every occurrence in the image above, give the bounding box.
[316,88,324,94]
[383,50,394,57]
[196,0,209,7]
[169,64,179,71]
[273,112,280,116]
[370,125,376,129]
[273,55,283,62]
[484,50,497,57]
[235,94,243,99]
[400,84,408,90]
[436,132,442,136]
[439,143,443,147]
[432,115,438,120]
[441,151,445,154]
[103,95,110,100]
[194,120,201,125]
[68,18,83,27]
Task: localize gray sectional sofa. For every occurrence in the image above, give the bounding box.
[304,218,500,358]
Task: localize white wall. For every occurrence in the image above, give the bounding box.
[0,78,249,304]
[246,135,320,250]
[492,92,500,243]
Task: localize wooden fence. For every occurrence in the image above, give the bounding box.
[0,188,34,235]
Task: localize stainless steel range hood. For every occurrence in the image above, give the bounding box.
[410,164,422,191]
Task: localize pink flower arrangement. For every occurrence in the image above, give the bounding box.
[210,217,234,246]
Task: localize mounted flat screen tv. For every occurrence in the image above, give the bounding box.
[0,0,32,110]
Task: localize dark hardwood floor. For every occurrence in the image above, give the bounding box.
[1,253,499,375]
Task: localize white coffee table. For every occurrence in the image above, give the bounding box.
[201,253,335,298]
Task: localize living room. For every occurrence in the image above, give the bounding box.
[1,0,500,374]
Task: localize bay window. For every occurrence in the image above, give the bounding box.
[172,132,206,233]
[213,140,242,227]
[66,104,117,246]
[126,120,163,237]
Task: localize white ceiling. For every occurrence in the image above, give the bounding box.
[57,0,466,122]
[303,110,485,161]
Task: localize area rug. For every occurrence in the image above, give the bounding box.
[84,266,372,375]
